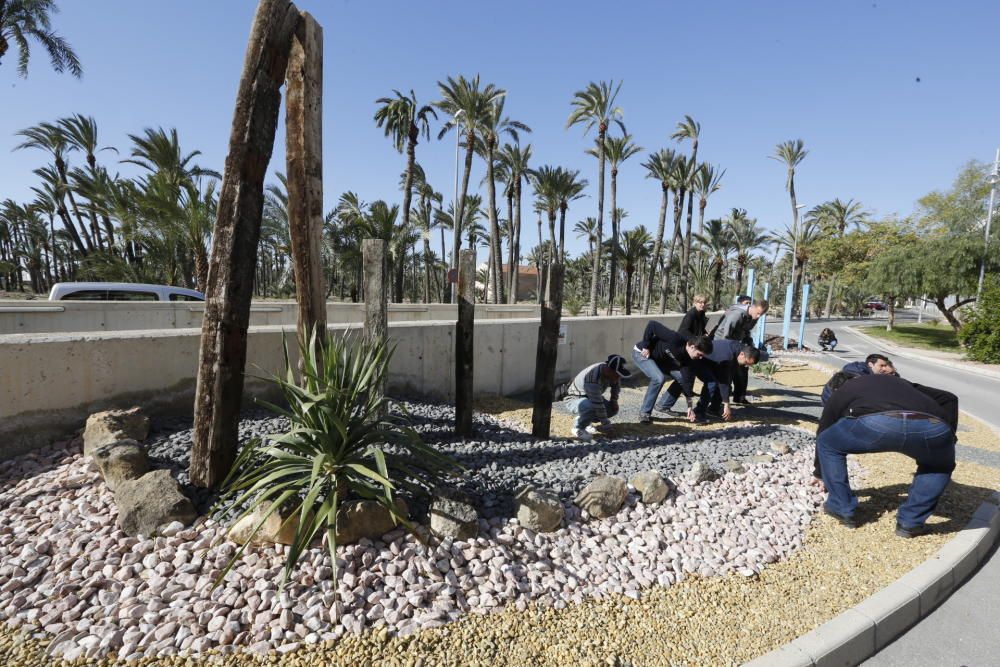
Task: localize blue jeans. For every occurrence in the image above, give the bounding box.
[817,413,956,528]
[567,398,619,430]
[632,348,683,417]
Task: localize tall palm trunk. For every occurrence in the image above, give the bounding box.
[681,185,696,310]
[536,211,544,305]
[422,202,432,304]
[823,274,837,318]
[625,266,635,315]
[505,189,515,303]
[56,200,87,256]
[451,129,476,303]
[558,204,568,261]
[546,210,557,301]
[588,127,607,315]
[660,190,685,313]
[606,166,619,315]
[788,174,800,313]
[485,141,504,304]
[642,184,669,313]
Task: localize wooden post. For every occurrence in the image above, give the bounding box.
[455,249,475,437]
[190,0,301,489]
[532,262,564,438]
[285,11,326,344]
[363,239,388,407]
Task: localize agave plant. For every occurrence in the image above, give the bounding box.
[216,329,459,586]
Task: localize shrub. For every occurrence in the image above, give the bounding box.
[563,295,584,316]
[751,360,779,381]
[216,329,459,586]
[959,276,1000,363]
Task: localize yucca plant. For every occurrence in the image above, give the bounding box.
[215,328,459,587]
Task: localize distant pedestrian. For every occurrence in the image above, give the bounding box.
[817,374,958,537]
[632,321,713,424]
[564,354,631,441]
[679,294,709,340]
[818,328,838,351]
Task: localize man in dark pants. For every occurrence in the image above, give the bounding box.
[713,299,768,403]
[632,321,712,424]
[659,340,761,421]
[816,373,958,537]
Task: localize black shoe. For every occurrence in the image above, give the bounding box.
[823,507,857,528]
[895,523,929,538]
[653,407,679,417]
[690,414,709,424]
[639,415,652,425]
[705,407,723,419]
[731,397,750,405]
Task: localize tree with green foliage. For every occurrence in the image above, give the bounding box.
[960,275,1000,363]
[0,0,81,78]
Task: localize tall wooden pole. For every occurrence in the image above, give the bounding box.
[190,0,300,489]
[285,11,326,344]
[363,239,388,407]
[532,262,564,438]
[455,249,475,437]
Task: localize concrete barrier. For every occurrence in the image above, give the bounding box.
[0,301,541,334]
[0,313,688,458]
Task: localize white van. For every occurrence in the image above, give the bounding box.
[48,282,205,302]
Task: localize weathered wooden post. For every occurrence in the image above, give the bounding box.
[532,262,564,438]
[363,238,388,406]
[455,249,476,437]
[285,11,326,344]
[190,0,301,489]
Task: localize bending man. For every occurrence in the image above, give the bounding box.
[632,320,712,424]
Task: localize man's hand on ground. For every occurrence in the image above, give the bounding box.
[686,408,697,422]
[722,404,732,421]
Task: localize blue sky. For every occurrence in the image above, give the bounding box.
[2,0,998,259]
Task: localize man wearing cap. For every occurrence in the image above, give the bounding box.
[564,354,631,441]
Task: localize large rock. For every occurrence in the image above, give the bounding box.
[630,470,674,505]
[575,475,627,519]
[115,470,196,537]
[515,487,564,532]
[722,459,747,474]
[83,408,149,456]
[229,506,299,547]
[429,487,479,540]
[336,498,408,545]
[687,461,719,485]
[92,439,149,492]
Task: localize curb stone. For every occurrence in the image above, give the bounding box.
[846,326,1000,381]
[742,496,1000,667]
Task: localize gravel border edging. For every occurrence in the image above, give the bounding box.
[742,491,1000,667]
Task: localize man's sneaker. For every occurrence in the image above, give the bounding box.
[823,507,857,528]
[705,406,723,419]
[731,397,751,405]
[572,427,593,441]
[585,425,601,435]
[895,523,929,538]
[639,415,652,425]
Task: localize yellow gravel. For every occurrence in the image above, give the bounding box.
[3,365,997,666]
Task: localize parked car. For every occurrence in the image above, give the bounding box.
[863,299,886,311]
[48,282,205,302]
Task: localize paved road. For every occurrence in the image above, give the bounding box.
[761,309,1000,667]
[762,311,1000,432]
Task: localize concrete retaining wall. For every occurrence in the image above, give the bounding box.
[0,301,541,335]
[0,313,685,459]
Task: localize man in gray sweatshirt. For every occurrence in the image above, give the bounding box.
[564,354,631,441]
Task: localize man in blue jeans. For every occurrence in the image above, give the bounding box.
[817,373,958,537]
[632,320,713,424]
[564,354,632,441]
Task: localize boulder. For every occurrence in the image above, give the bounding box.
[515,487,564,532]
[92,439,149,492]
[336,498,408,545]
[83,408,149,456]
[575,475,627,519]
[115,470,196,537]
[770,441,792,455]
[630,470,674,505]
[687,461,719,485]
[229,506,300,547]
[750,454,775,464]
[429,487,479,540]
[722,459,746,474]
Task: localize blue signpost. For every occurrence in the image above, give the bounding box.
[781,284,794,349]
[797,283,811,349]
[746,268,756,303]
[756,282,770,347]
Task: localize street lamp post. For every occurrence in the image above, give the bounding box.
[977,148,999,302]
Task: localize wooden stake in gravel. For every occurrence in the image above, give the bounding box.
[190,0,301,489]
[363,238,388,405]
[532,262,564,438]
[455,249,476,437]
[285,11,326,345]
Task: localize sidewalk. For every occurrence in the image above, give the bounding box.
[847,325,1000,381]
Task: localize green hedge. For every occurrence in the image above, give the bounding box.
[960,275,1000,363]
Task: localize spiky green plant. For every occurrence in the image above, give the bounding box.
[216,329,459,587]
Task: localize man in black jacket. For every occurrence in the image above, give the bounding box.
[657,340,761,422]
[632,321,712,424]
[678,294,709,340]
[816,373,958,537]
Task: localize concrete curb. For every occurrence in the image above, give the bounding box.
[743,492,1000,667]
[846,326,1000,382]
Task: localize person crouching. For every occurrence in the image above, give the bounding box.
[564,354,631,441]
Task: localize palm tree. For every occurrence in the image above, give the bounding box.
[589,134,641,315]
[771,139,808,309]
[671,115,701,309]
[573,217,598,257]
[770,218,822,301]
[807,198,867,316]
[0,0,81,78]
[60,114,117,247]
[568,80,625,315]
[727,209,769,291]
[692,163,725,253]
[661,155,696,313]
[474,98,530,304]
[640,148,676,313]
[555,168,588,262]
[495,142,534,303]
[374,90,436,302]
[435,75,505,300]
[410,164,441,303]
[620,225,652,315]
[693,218,732,309]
